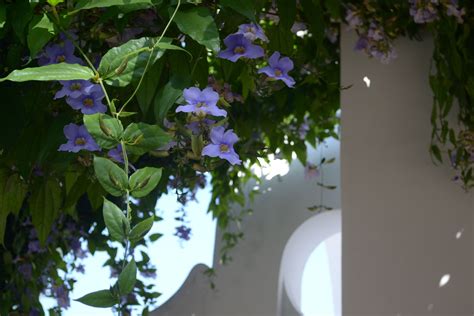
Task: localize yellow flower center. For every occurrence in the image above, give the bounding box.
[71,83,82,91]
[247,26,255,34]
[233,46,246,54]
[220,144,230,153]
[196,102,206,108]
[75,137,86,146]
[83,98,94,107]
[274,68,283,77]
[56,55,66,63]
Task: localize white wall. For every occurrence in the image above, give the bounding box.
[341,29,474,315]
[152,139,341,316]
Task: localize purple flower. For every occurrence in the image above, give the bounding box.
[27,240,44,254]
[218,34,264,62]
[202,126,241,165]
[175,225,192,241]
[38,40,82,66]
[52,285,70,309]
[176,87,227,117]
[108,144,124,164]
[409,0,439,24]
[304,163,320,180]
[345,9,363,29]
[186,119,216,135]
[76,264,85,274]
[236,23,268,42]
[140,270,157,279]
[291,22,307,34]
[58,123,101,153]
[54,80,93,99]
[354,36,369,51]
[18,263,33,280]
[66,84,107,115]
[258,52,296,88]
[445,0,465,23]
[157,140,178,151]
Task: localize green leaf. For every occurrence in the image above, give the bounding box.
[98,37,170,87]
[4,173,27,217]
[122,123,171,155]
[74,0,152,11]
[136,61,163,115]
[118,259,137,294]
[173,7,220,52]
[155,42,192,58]
[129,216,155,242]
[276,0,296,28]
[27,14,55,57]
[154,75,189,123]
[102,198,129,242]
[129,167,162,198]
[0,171,9,245]
[83,113,123,149]
[76,289,118,308]
[0,5,6,30]
[47,0,65,6]
[430,144,443,163]
[149,232,162,242]
[94,157,128,197]
[0,63,94,82]
[220,0,255,20]
[31,179,62,246]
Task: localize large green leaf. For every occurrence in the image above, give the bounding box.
[129,167,162,198]
[122,123,171,155]
[154,75,188,123]
[102,198,129,242]
[98,37,171,87]
[76,289,118,308]
[31,179,62,246]
[83,113,124,149]
[27,14,56,57]
[220,0,255,20]
[118,259,137,294]
[3,173,27,217]
[74,0,152,11]
[93,157,128,197]
[129,215,155,243]
[135,61,163,115]
[173,7,220,52]
[0,63,94,82]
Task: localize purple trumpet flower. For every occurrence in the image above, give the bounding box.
[38,40,82,66]
[176,87,227,117]
[258,52,296,88]
[236,23,268,42]
[58,124,100,153]
[54,80,94,99]
[202,126,241,165]
[108,144,125,164]
[218,34,264,62]
[66,84,107,115]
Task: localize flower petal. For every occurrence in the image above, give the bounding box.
[63,123,79,140]
[202,144,221,157]
[278,56,294,72]
[209,126,226,144]
[183,87,202,104]
[268,51,281,68]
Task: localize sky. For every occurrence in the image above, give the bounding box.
[41,183,216,315]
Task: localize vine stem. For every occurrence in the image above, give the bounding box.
[116,0,182,117]
[45,11,116,114]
